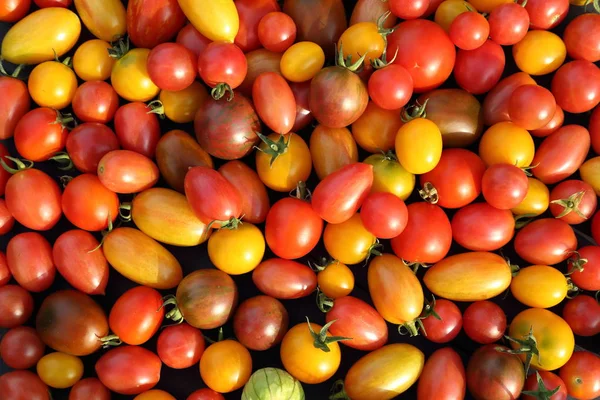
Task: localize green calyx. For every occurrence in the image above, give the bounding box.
[364,240,383,266]
[401,99,429,122]
[419,182,439,205]
[305,317,351,353]
[335,42,367,73]
[119,203,133,222]
[497,326,539,375]
[49,152,73,171]
[0,59,25,79]
[0,156,33,175]
[567,251,588,275]
[514,213,538,229]
[207,216,243,231]
[550,191,588,219]
[520,371,561,400]
[108,36,130,60]
[316,289,335,313]
[329,380,350,400]
[146,100,166,119]
[162,294,184,325]
[290,181,311,201]
[255,132,290,166]
[98,334,123,349]
[211,83,235,101]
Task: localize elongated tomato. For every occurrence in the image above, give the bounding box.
[252,72,296,135]
[424,252,513,301]
[178,0,239,42]
[219,161,270,224]
[7,233,55,293]
[74,0,126,42]
[0,74,30,140]
[252,258,317,299]
[1,8,81,64]
[511,265,569,308]
[103,227,183,289]
[127,0,186,49]
[418,347,466,400]
[97,150,159,194]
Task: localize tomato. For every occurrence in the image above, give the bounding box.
[360,192,408,239]
[560,352,600,400]
[532,105,565,138]
[454,40,505,95]
[363,154,415,201]
[509,85,556,130]
[219,161,270,224]
[467,345,525,400]
[482,72,537,126]
[488,2,530,46]
[69,378,111,400]
[511,265,570,309]
[338,21,386,65]
[549,180,597,224]
[509,308,574,371]
[37,352,83,389]
[569,246,600,291]
[187,389,225,400]
[580,157,600,195]
[368,65,413,111]
[419,149,485,209]
[253,72,296,135]
[389,0,429,19]
[290,80,313,131]
[258,11,296,52]
[592,107,600,155]
[178,0,238,42]
[208,223,265,275]
[463,300,506,344]
[421,298,462,343]
[0,200,13,236]
[324,213,378,265]
[515,218,577,265]
[198,42,247,98]
[452,202,515,251]
[513,31,566,76]
[14,107,69,162]
[562,295,600,337]
[423,0,445,16]
[235,0,279,52]
[176,23,212,59]
[0,285,34,328]
[134,390,176,400]
[62,174,119,231]
[522,371,568,400]
[479,122,535,167]
[158,82,208,124]
[200,340,252,392]
[127,0,186,49]
[352,101,403,153]
[72,81,119,124]
[95,346,161,395]
[525,0,569,30]
[74,0,125,41]
[564,14,600,63]
[434,0,472,32]
[147,43,197,92]
[0,326,45,370]
[417,347,466,400]
[73,39,115,81]
[36,290,108,356]
[0,250,10,285]
[449,11,489,51]
[233,295,289,351]
[1,7,81,64]
[157,323,205,369]
[396,118,443,174]
[310,125,358,179]
[0,0,30,22]
[0,371,50,400]
[113,103,159,159]
[53,230,109,295]
[7,233,55,292]
[252,258,317,299]
[111,48,160,102]
[280,41,325,82]
[351,0,397,27]
[0,71,30,140]
[551,60,600,114]
[239,49,282,96]
[482,164,529,210]
[424,252,513,301]
[98,150,159,194]
[391,202,452,264]
[28,60,77,110]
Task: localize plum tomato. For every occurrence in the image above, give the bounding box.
[62,174,119,231]
[352,102,403,153]
[324,213,378,265]
[563,14,600,63]
[95,345,161,395]
[0,285,34,328]
[466,345,525,400]
[488,2,529,46]
[449,11,489,51]
[7,232,55,292]
[454,40,505,95]
[14,107,69,162]
[508,84,556,131]
[513,30,566,76]
[513,180,551,217]
[126,0,186,49]
[0,371,49,400]
[568,246,600,291]
[198,41,247,99]
[462,301,506,344]
[252,72,296,135]
[114,102,161,159]
[66,122,121,174]
[71,81,119,124]
[279,41,325,83]
[69,378,111,400]
[97,150,160,194]
[418,347,466,400]
[451,202,515,251]
[395,118,443,175]
[258,11,297,53]
[252,258,317,300]
[316,261,355,300]
[531,105,564,138]
[147,43,197,92]
[157,323,205,369]
[310,125,358,180]
[549,180,597,225]
[420,298,462,343]
[360,192,408,239]
[36,352,84,389]
[551,60,600,114]
[525,0,569,30]
[0,326,45,370]
[514,218,577,266]
[73,39,115,81]
[233,295,289,351]
[562,295,600,337]
[481,164,529,210]
[559,351,600,400]
[367,64,413,111]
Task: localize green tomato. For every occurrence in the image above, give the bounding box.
[242,368,305,400]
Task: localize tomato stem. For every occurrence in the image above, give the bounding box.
[566,278,579,299]
[97,334,123,349]
[0,60,25,79]
[398,319,421,337]
[419,182,439,204]
[328,380,350,400]
[119,203,133,222]
[207,216,243,231]
[521,371,561,400]
[364,241,384,266]
[146,100,166,119]
[401,99,429,122]
[335,42,367,72]
[421,295,442,321]
[59,175,73,189]
[514,213,538,229]
[316,289,335,313]
[254,132,290,166]
[306,317,352,352]
[162,295,185,325]
[376,11,396,37]
[49,152,74,171]
[550,191,588,219]
[290,181,311,201]
[566,251,588,275]
[497,326,539,375]
[309,258,337,272]
[108,37,130,60]
[0,156,33,174]
[211,83,235,101]
[519,163,538,177]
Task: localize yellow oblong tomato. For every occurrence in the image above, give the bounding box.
[73,39,115,81]
[468,0,511,12]
[513,31,567,76]
[478,121,535,167]
[395,118,443,175]
[363,153,415,201]
[28,61,78,110]
[1,8,81,65]
[338,22,385,64]
[111,48,160,102]
[207,223,266,275]
[73,0,126,42]
[131,188,211,247]
[324,213,377,265]
[178,0,239,43]
[340,343,424,400]
[317,260,355,299]
[511,265,569,308]
[37,352,84,389]
[310,125,358,179]
[434,0,473,32]
[511,177,550,216]
[352,101,403,153]
[103,227,183,289]
[280,42,326,83]
[424,252,513,301]
[200,340,252,393]
[579,157,600,196]
[158,82,209,124]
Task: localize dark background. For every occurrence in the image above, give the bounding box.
[1,1,599,399]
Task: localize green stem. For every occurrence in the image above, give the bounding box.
[49,152,73,171]
[211,83,235,101]
[98,334,122,348]
[147,100,165,119]
[0,156,33,174]
[119,203,133,222]
[329,380,350,400]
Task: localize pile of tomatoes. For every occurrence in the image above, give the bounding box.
[1,0,600,399]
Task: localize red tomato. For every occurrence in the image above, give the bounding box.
[66,123,120,174]
[62,174,119,231]
[488,3,529,46]
[233,295,288,351]
[311,162,374,224]
[0,326,45,369]
[391,202,452,264]
[114,102,161,159]
[53,229,109,295]
[389,0,429,19]
[387,19,456,92]
[593,211,600,244]
[551,60,600,114]
[235,0,280,52]
[290,81,313,131]
[564,14,600,63]
[482,72,536,126]
[176,24,212,59]
[549,180,597,225]
[7,232,55,292]
[467,344,525,400]
[569,246,600,291]
[454,40,505,95]
[0,371,49,400]
[421,299,462,343]
[418,347,466,400]
[157,323,205,369]
[127,0,186,49]
[147,43,197,91]
[0,0,30,21]
[559,351,600,400]
[98,150,159,194]
[69,378,111,400]
[0,250,10,286]
[562,295,600,337]
[72,81,119,123]
[187,389,225,400]
[0,198,15,235]
[108,286,164,345]
[368,64,413,111]
[509,85,556,131]
[360,192,408,239]
[481,164,528,210]
[522,371,568,400]
[252,72,296,134]
[0,143,10,196]
[0,71,30,139]
[34,0,71,6]
[449,12,489,51]
[514,218,577,265]
[96,346,161,395]
[525,0,568,30]
[531,105,564,138]
[219,161,270,224]
[14,107,69,162]
[0,285,34,328]
[258,11,296,53]
[591,106,600,155]
[252,258,317,299]
[462,301,506,344]
[198,42,247,97]
[452,202,515,251]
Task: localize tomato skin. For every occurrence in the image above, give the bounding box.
[488,3,529,46]
[513,31,566,76]
[525,0,569,30]
[258,11,296,53]
[338,21,386,65]
[449,11,489,51]
[564,14,600,63]
[111,48,160,102]
[233,295,289,351]
[569,246,600,291]
[352,101,403,153]
[454,40,505,95]
[522,372,568,400]
[37,352,84,389]
[200,340,252,393]
[240,49,282,96]
[208,223,265,275]
[580,157,600,195]
[310,125,358,180]
[514,218,577,266]
[0,371,50,400]
[0,250,10,285]
[317,261,354,299]
[114,101,161,159]
[479,122,535,167]
[62,174,119,231]
[512,178,549,217]
[351,0,397,27]
[252,258,317,299]
[591,106,600,155]
[157,323,205,369]
[324,213,377,265]
[74,0,126,41]
[108,286,164,345]
[253,72,296,134]
[134,390,176,400]
[551,60,600,114]
[368,64,413,111]
[360,192,408,239]
[147,43,197,92]
[127,0,186,49]
[235,0,280,52]
[531,105,564,138]
[98,150,159,194]
[280,41,325,83]
[159,82,209,124]
[560,352,600,400]
[482,72,536,126]
[53,230,109,295]
[14,108,68,162]
[467,345,525,400]
[549,180,597,224]
[421,299,462,343]
[28,61,77,110]
[0,285,34,328]
[511,265,569,308]
[69,378,111,400]
[178,0,239,43]
[72,39,115,81]
[434,0,471,31]
[198,42,247,91]
[0,0,30,22]
[418,347,466,400]
[0,200,13,236]
[7,232,55,292]
[187,389,225,400]
[396,118,443,174]
[95,346,161,395]
[289,81,313,131]
[219,161,270,224]
[0,326,45,370]
[482,163,529,210]
[509,84,556,131]
[463,301,506,344]
[176,23,212,59]
[0,75,30,140]
[562,295,600,337]
[452,203,515,251]
[72,81,119,124]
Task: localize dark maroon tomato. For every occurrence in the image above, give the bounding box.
[0,371,50,400]
[467,345,525,400]
[509,84,556,131]
[147,43,197,92]
[252,72,296,134]
[522,371,568,400]
[233,295,289,351]
[551,61,600,114]
[194,92,260,160]
[0,326,45,370]
[114,102,161,159]
[0,250,10,286]
[290,81,313,131]
[463,301,506,344]
[36,290,109,356]
[0,285,34,329]
[421,299,462,344]
[97,150,159,194]
[591,100,600,155]
[368,64,413,111]
[418,347,466,400]
[569,246,600,291]
[564,14,600,63]
[390,202,452,264]
[95,345,161,395]
[389,0,429,19]
[549,180,597,225]
[419,149,486,209]
[481,163,529,210]
[525,0,568,30]
[514,218,577,266]
[14,107,68,162]
[531,105,564,138]
[66,123,120,174]
[235,0,280,52]
[482,72,536,126]
[7,232,55,293]
[452,202,515,251]
[488,3,529,46]
[0,199,14,236]
[198,42,248,96]
[176,24,212,59]
[34,0,71,6]
[69,378,111,400]
[127,0,186,48]
[562,295,600,337]
[0,143,11,196]
[0,72,31,140]
[360,192,408,239]
[72,81,119,124]
[325,296,388,351]
[454,40,505,95]
[157,323,205,369]
[449,11,490,51]
[252,258,317,299]
[258,11,297,53]
[593,211,600,245]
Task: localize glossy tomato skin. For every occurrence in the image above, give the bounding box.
[252,258,317,299]
[0,250,10,285]
[452,202,515,251]
[396,118,443,175]
[467,345,525,400]
[488,3,529,46]
[176,23,211,60]
[454,40,505,95]
[482,72,537,126]
[351,0,397,27]
[198,42,247,91]
[280,41,325,83]
[71,81,119,124]
[513,30,566,76]
[96,346,161,395]
[0,326,45,370]
[208,223,265,275]
[569,246,600,291]
[187,389,225,400]
[560,352,600,400]
[239,49,282,95]
[98,150,159,194]
[159,81,209,124]
[513,177,549,216]
[323,213,377,265]
[73,0,126,42]
[531,105,564,138]
[66,123,120,174]
[317,261,354,299]
[109,286,164,345]
[28,60,77,110]
[14,107,68,162]
[310,125,358,180]
[463,301,506,344]
[549,180,597,224]
[7,233,55,292]
[219,161,269,224]
[551,60,600,114]
[368,64,413,111]
[253,72,295,134]
[481,164,529,210]
[114,102,160,159]
[352,102,403,153]
[0,285,34,328]
[73,39,115,82]
[200,340,252,393]
[290,80,313,131]
[0,74,30,140]
[258,11,297,52]
[62,174,119,232]
[522,371,568,400]
[127,0,186,48]
[36,351,84,389]
[564,14,600,63]
[449,11,489,51]
[157,323,205,369]
[0,0,30,22]
[418,347,466,400]
[111,48,160,102]
[360,192,408,239]
[421,299,462,343]
[0,371,50,400]
[525,0,568,30]
[147,43,197,92]
[233,295,288,351]
[69,378,111,400]
[562,295,600,337]
[511,265,569,308]
[508,84,556,131]
[235,0,280,52]
[514,218,577,265]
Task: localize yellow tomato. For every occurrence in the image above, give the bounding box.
[317,261,355,299]
[338,22,386,64]
[352,101,403,153]
[513,31,567,76]
[511,265,570,308]
[208,223,265,275]
[324,213,377,265]
[134,390,176,400]
[512,178,550,216]
[363,153,415,201]
[468,0,511,12]
[158,82,209,124]
[256,132,312,192]
[200,340,252,393]
[310,125,358,179]
[111,48,160,102]
[478,121,535,167]
[280,42,326,83]
[28,61,78,110]
[579,157,600,196]
[1,8,81,65]
[74,0,126,42]
[434,0,474,32]
[73,39,115,81]
[395,118,443,175]
[178,0,239,42]
[37,352,84,389]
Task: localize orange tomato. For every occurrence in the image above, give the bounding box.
[478,122,535,167]
[317,261,355,299]
[310,125,358,179]
[28,61,78,110]
[73,39,115,81]
[73,0,126,42]
[280,42,325,82]
[351,101,403,153]
[200,340,252,393]
[513,31,567,76]
[158,82,209,124]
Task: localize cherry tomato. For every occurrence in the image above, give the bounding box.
[113,102,160,158]
[7,232,55,292]
[481,164,529,210]
[449,11,489,50]
[389,0,429,19]
[95,346,161,395]
[488,2,529,46]
[421,299,462,343]
[418,347,466,400]
[62,174,119,231]
[531,105,564,138]
[0,326,45,370]
[14,107,69,162]
[522,371,568,400]
[368,64,413,110]
[452,202,515,251]
[513,30,566,76]
[200,340,252,393]
[479,122,535,167]
[252,72,296,134]
[525,0,569,30]
[258,11,296,52]
[28,60,78,109]
[69,378,111,400]
[127,0,186,49]
[98,150,159,194]
[482,72,537,126]
[562,295,600,337]
[0,371,49,400]
[454,40,505,95]
[511,265,571,308]
[208,223,265,275]
[434,0,472,32]
[338,20,386,65]
[72,81,119,124]
[187,389,225,400]
[0,285,34,328]
[157,323,205,369]
[559,351,600,400]
[108,286,164,345]
[360,192,408,239]
[0,0,31,22]
[316,261,354,299]
[462,301,506,344]
[37,352,84,389]
[563,14,600,63]
[111,48,160,102]
[73,39,115,81]
[234,0,279,52]
[252,258,317,299]
[158,82,208,124]
[396,118,443,174]
[352,101,403,153]
[508,84,556,130]
[66,123,120,174]
[233,295,288,351]
[280,41,325,82]
[0,70,30,140]
[549,180,597,225]
[514,218,577,265]
[73,0,126,42]
[569,246,600,291]
[324,213,377,265]
[0,250,10,285]
[176,23,212,59]
[0,199,15,235]
[551,60,600,114]
[198,42,247,96]
[147,43,197,92]
[466,345,525,400]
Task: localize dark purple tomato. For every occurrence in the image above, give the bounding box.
[233,295,289,351]
[0,326,45,369]
[421,299,462,344]
[467,345,525,400]
[463,301,506,344]
[452,202,515,251]
[0,285,34,329]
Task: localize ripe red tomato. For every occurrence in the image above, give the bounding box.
[0,143,11,196]
[0,371,49,400]
[252,72,296,134]
[157,323,205,369]
[563,295,600,337]
[514,218,577,265]
[62,174,119,231]
[66,123,120,174]
[233,295,288,351]
[488,3,529,46]
[7,232,55,292]
[559,351,600,400]
[96,346,161,395]
[0,326,45,369]
[219,161,270,224]
[418,347,466,400]
[198,42,248,98]
[147,43,197,92]
[235,0,280,52]
[531,105,564,138]
[257,11,296,52]
[524,0,568,30]
[482,72,536,126]
[452,202,515,251]
[360,192,408,239]
[367,64,413,111]
[462,301,506,344]
[508,85,556,131]
[98,150,159,194]
[176,24,212,59]
[481,164,529,210]
[522,371,568,400]
[0,71,30,139]
[421,299,462,343]
[0,198,14,235]
[252,258,317,299]
[549,180,597,225]
[114,102,161,159]
[187,389,225,400]
[0,0,30,22]
[14,107,69,162]
[0,285,34,328]
[454,40,505,95]
[34,0,71,6]
[71,81,119,123]
[127,0,186,49]
[0,250,10,286]
[389,0,429,19]
[449,11,489,51]
[569,246,600,291]
[69,378,111,400]
[551,60,600,114]
[563,14,600,63]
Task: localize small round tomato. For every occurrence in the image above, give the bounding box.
[564,14,600,63]
[522,371,568,400]
[66,123,120,174]
[69,378,111,400]
[0,371,49,400]
[233,295,288,351]
[421,298,462,343]
[37,352,84,389]
[62,173,119,231]
[258,11,296,52]
[0,326,45,370]
[434,0,472,32]
[551,60,600,114]
[513,30,566,76]
[252,258,317,300]
[463,300,506,344]
[454,40,505,95]
[549,180,597,225]
[73,39,115,81]
[511,177,550,216]
[368,64,413,111]
[0,285,34,328]
[509,84,556,131]
[481,163,529,210]
[569,246,600,291]
[525,0,569,30]
[559,351,600,400]
[338,21,385,65]
[364,152,415,201]
[316,261,355,299]
[352,101,403,153]
[111,48,160,102]
[324,213,377,265]
[157,323,205,369]
[72,81,119,123]
[449,11,489,51]
[200,340,252,393]
[488,2,529,46]
[280,41,325,82]
[452,202,515,251]
[28,60,78,109]
[562,295,600,337]
[360,192,408,239]
[14,107,69,162]
[479,121,535,167]
[482,72,537,127]
[95,346,161,395]
[7,232,55,292]
[198,42,247,97]
[515,218,577,266]
[511,265,570,308]
[396,118,443,174]
[158,81,209,124]
[147,43,197,92]
[207,223,265,275]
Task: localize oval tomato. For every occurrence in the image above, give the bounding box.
[0,72,30,140]
[564,14,600,63]
[280,41,325,83]
[208,223,265,275]
[511,265,570,308]
[0,285,34,328]
[95,346,161,395]
[111,48,160,102]
[235,0,280,52]
[479,121,535,167]
[467,345,525,400]
[73,39,115,81]
[514,218,577,265]
[482,72,537,126]
[178,0,239,42]
[509,84,556,131]
[73,0,126,41]
[62,174,119,231]
[482,163,529,210]
[525,0,568,30]
[7,232,55,292]
[452,202,515,251]
[252,258,317,299]
[551,60,600,114]
[360,192,408,239]
[157,323,205,369]
[324,213,377,265]
[253,72,295,135]
[352,101,403,153]
[14,108,69,162]
[417,347,466,400]
[66,124,120,174]
[549,180,597,225]
[36,352,84,389]
[0,371,49,400]
[200,340,251,393]
[396,118,443,175]
[257,11,297,53]
[69,378,111,400]
[580,157,600,195]
[97,150,159,194]
[512,177,550,216]
[310,125,358,180]
[147,43,197,92]
[531,105,564,138]
[463,300,506,344]
[0,326,45,370]
[233,295,288,351]
[559,352,600,400]
[513,30,566,76]
[562,295,600,337]
[317,261,354,299]
[219,161,269,224]
[127,0,186,48]
[569,246,600,291]
[239,49,282,95]
[454,40,505,95]
[158,81,209,124]
[72,81,119,124]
